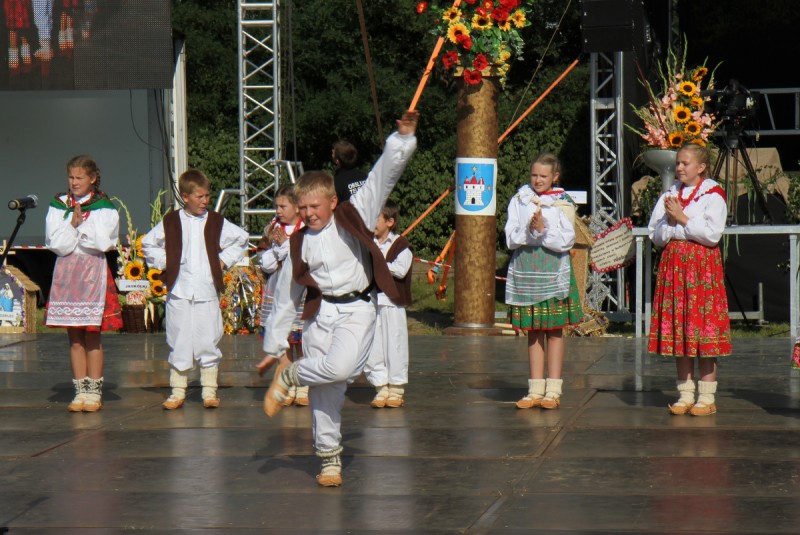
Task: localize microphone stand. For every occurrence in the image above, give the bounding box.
[0,208,29,267]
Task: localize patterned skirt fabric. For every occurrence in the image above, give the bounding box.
[46,265,123,332]
[648,240,731,357]
[508,269,583,331]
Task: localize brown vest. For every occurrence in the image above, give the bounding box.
[163,210,226,293]
[289,202,400,319]
[385,235,413,307]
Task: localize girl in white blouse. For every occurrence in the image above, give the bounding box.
[45,156,122,412]
[648,143,731,416]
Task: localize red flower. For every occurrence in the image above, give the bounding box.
[442,50,459,69]
[463,69,483,85]
[472,53,488,71]
[491,8,509,22]
[457,34,472,50]
[415,1,428,13]
[476,7,488,16]
[482,0,494,9]
[500,0,519,8]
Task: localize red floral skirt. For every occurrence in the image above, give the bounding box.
[648,240,731,357]
[46,266,123,332]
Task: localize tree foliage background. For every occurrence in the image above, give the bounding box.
[172,0,589,258]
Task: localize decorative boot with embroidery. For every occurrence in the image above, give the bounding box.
[316,446,343,487]
[294,385,309,406]
[201,366,221,408]
[385,385,405,408]
[370,385,389,408]
[163,368,188,410]
[540,378,563,410]
[264,361,299,417]
[668,379,696,415]
[690,380,717,416]
[516,378,546,409]
[82,377,103,412]
[67,378,86,412]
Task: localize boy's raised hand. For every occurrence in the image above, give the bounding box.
[397,110,419,136]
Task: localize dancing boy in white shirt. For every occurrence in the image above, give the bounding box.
[261,110,418,487]
[142,170,249,410]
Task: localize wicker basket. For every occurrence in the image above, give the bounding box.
[122,304,147,333]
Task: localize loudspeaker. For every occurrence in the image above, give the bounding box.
[582,0,648,53]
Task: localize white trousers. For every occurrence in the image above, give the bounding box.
[297,300,376,451]
[364,305,408,386]
[166,296,223,372]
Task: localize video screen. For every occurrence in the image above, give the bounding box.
[0,0,172,90]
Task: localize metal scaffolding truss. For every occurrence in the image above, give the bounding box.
[587,51,627,314]
[232,0,302,236]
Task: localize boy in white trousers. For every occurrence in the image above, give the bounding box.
[364,200,413,408]
[261,110,418,487]
[142,170,249,410]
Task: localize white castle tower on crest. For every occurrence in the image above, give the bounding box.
[463,167,485,206]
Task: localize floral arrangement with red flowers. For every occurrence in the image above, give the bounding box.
[628,44,719,149]
[416,0,531,87]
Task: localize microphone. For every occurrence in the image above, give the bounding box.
[8,195,38,210]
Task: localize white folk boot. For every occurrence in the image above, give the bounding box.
[83,377,103,412]
[668,379,696,415]
[163,368,188,410]
[386,385,405,408]
[316,446,343,487]
[201,366,220,408]
[370,385,389,408]
[294,385,309,406]
[67,378,86,412]
[516,378,546,409]
[690,381,717,416]
[540,378,563,410]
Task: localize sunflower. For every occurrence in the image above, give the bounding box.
[471,12,491,30]
[496,49,511,63]
[684,121,702,136]
[442,7,462,23]
[678,81,697,96]
[124,261,145,280]
[510,9,526,28]
[150,281,167,297]
[692,67,708,81]
[447,22,469,44]
[668,132,685,147]
[146,268,162,282]
[689,96,704,109]
[673,105,691,123]
[497,20,512,31]
[689,138,707,147]
[135,235,144,258]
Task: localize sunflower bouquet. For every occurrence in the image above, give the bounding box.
[112,195,168,324]
[628,44,719,149]
[416,0,531,87]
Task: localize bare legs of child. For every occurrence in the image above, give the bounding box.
[67,328,104,412]
[517,329,564,409]
[670,356,718,416]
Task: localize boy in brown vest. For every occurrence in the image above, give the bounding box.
[261,110,418,487]
[363,200,413,408]
[142,170,249,410]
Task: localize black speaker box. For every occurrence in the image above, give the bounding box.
[582,0,647,53]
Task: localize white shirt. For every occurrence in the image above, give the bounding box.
[142,210,249,301]
[45,193,119,257]
[263,130,417,356]
[259,220,304,275]
[375,232,413,306]
[648,179,727,247]
[504,185,575,253]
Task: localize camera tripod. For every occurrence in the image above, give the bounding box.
[712,131,772,224]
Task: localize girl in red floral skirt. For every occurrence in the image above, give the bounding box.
[46,156,123,412]
[648,143,731,416]
[505,153,583,410]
